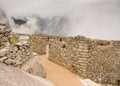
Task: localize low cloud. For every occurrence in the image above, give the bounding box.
[0,0,120,40]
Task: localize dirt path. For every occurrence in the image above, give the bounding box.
[39,55,84,86]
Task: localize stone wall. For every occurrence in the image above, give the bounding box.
[0,10,47,78]
[48,36,90,77]
[30,34,49,54]
[87,40,120,84]
[0,44,32,67]
[0,24,32,67]
[0,24,12,49]
[30,34,120,84]
[0,63,53,86]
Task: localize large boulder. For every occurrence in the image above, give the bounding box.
[0,63,54,86]
[21,55,46,78]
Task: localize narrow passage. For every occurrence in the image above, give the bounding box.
[39,55,84,86]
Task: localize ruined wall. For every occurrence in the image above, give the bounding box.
[30,34,120,84]
[0,24,46,76]
[0,24,32,67]
[87,40,120,83]
[48,36,90,77]
[0,45,32,67]
[0,24,12,49]
[30,34,49,54]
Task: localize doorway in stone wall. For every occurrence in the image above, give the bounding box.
[46,44,49,58]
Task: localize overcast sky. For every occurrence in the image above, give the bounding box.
[0,0,120,40]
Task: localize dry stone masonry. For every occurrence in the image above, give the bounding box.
[0,21,47,79]
[0,24,47,78]
[21,54,47,78]
[0,24,32,67]
[30,34,49,54]
[30,34,120,85]
[0,10,47,78]
[0,24,12,49]
[0,45,32,67]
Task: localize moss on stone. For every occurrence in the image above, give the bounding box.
[10,36,19,45]
[0,45,5,49]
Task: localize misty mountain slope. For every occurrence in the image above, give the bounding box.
[11,15,69,36]
[0,9,7,23]
[12,16,28,25]
[0,9,10,27]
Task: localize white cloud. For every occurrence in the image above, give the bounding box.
[0,0,120,40]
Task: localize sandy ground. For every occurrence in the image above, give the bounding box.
[38,55,84,86]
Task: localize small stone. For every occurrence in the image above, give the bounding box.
[0,56,8,62]
[5,58,16,65]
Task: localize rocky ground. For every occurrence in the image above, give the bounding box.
[21,55,46,78]
[0,63,54,86]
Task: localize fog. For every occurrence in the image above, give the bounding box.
[0,0,120,40]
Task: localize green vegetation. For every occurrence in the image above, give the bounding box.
[10,36,19,45]
[0,45,5,49]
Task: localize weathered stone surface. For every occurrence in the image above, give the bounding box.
[21,56,46,78]
[0,47,9,57]
[80,78,102,86]
[0,63,54,86]
[0,56,8,62]
[19,35,30,45]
